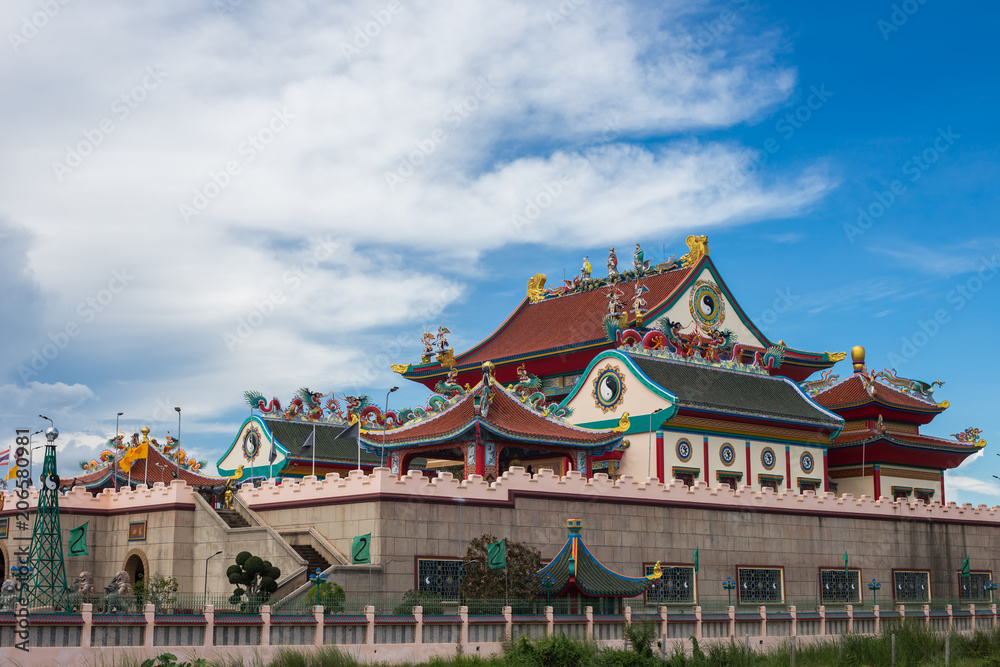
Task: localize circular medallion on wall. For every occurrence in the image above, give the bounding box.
[676,439,692,462]
[761,447,776,471]
[242,426,261,461]
[801,451,815,474]
[689,280,726,330]
[592,364,627,413]
[719,443,735,467]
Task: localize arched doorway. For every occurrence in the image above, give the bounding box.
[124,552,146,589]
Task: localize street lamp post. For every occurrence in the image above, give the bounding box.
[868,578,881,607]
[204,549,223,603]
[986,580,998,602]
[647,408,663,481]
[381,387,398,469]
[542,574,555,609]
[174,407,181,479]
[114,412,123,491]
[309,567,328,608]
[723,576,736,606]
[26,429,42,488]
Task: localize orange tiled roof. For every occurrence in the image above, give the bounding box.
[360,379,621,449]
[830,429,978,453]
[456,267,694,365]
[813,374,944,413]
[63,444,226,489]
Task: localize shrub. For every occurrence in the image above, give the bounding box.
[394,589,444,614]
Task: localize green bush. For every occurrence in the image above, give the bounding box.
[394,589,445,614]
[305,581,346,612]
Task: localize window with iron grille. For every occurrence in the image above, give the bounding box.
[737,567,784,605]
[645,565,696,605]
[820,569,862,604]
[893,570,931,603]
[959,572,994,603]
[417,559,463,600]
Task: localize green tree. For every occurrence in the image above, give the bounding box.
[393,589,444,614]
[227,551,281,612]
[305,581,345,612]
[133,572,179,612]
[460,534,540,600]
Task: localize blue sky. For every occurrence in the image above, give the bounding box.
[1,1,997,503]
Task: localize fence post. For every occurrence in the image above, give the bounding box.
[891,633,895,667]
[759,605,767,638]
[923,604,930,632]
[365,605,375,646]
[818,604,826,637]
[873,605,880,636]
[946,604,953,633]
[845,604,854,634]
[81,602,93,649]
[694,605,703,640]
[144,602,155,650]
[545,605,554,638]
[790,634,796,667]
[727,605,735,640]
[585,605,593,641]
[204,603,215,648]
[503,605,513,643]
[313,605,324,647]
[945,633,950,666]
[969,604,976,632]
[660,604,669,644]
[789,605,797,637]
[898,603,906,627]
[993,603,998,631]
[459,605,469,645]
[745,632,750,661]
[261,603,271,648]
[413,605,423,645]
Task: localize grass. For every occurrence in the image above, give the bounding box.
[85,624,1000,667]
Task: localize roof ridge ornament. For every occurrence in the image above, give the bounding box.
[680,234,709,268]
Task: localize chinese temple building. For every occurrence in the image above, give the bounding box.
[64,426,227,495]
[537,518,654,610]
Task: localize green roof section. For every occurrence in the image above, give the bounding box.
[263,418,380,466]
[537,518,652,598]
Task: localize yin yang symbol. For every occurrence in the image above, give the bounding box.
[700,293,716,317]
[599,374,619,402]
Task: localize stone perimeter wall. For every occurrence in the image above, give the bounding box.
[244,468,1000,602]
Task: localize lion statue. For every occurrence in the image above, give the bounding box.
[0,579,16,612]
[68,571,95,611]
[102,570,134,613]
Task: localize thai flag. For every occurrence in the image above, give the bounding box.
[0,448,9,465]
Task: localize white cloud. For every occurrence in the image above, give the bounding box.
[0,0,836,468]
[944,474,1000,497]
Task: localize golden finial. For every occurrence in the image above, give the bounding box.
[526,274,547,303]
[613,412,631,432]
[680,235,709,268]
[851,345,866,372]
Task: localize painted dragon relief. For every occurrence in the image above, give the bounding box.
[505,364,573,419]
[244,377,467,430]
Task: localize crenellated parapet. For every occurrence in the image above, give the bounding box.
[0,479,196,514]
[237,467,1000,525]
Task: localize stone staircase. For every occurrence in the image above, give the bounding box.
[291,544,331,574]
[215,508,251,529]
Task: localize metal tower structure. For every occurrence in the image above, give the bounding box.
[28,425,68,609]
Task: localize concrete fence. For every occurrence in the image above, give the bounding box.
[1,601,997,665]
